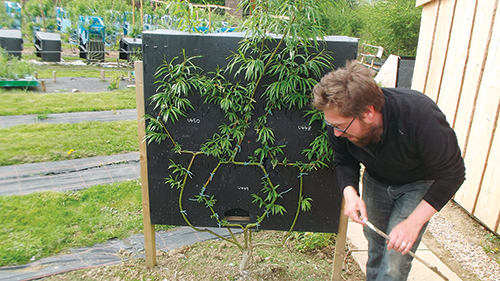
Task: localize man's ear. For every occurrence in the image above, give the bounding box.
[362,105,376,120]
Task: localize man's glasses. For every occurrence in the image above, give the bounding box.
[324,117,356,134]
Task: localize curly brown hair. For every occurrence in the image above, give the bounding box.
[312,60,384,117]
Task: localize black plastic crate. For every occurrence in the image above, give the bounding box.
[34,31,62,62]
[0,29,23,58]
[119,37,142,61]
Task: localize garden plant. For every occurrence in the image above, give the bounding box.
[0,48,35,80]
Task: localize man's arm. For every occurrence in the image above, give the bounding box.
[414,95,466,211]
[387,200,437,254]
[344,180,437,255]
[327,127,361,194]
[343,185,367,225]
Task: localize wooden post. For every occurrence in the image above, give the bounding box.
[39,0,46,30]
[100,70,105,81]
[331,198,348,281]
[128,71,132,82]
[40,80,46,92]
[140,0,144,28]
[52,71,56,83]
[34,71,38,80]
[135,61,157,268]
[132,3,135,26]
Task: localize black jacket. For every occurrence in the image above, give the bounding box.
[328,87,466,211]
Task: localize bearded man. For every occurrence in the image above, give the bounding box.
[312,61,465,281]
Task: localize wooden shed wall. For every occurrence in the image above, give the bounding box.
[412,0,500,234]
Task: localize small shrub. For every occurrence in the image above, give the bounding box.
[108,73,123,90]
[294,232,337,252]
[0,48,35,79]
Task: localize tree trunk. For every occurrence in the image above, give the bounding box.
[239,247,252,273]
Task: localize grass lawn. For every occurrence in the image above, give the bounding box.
[0,120,139,166]
[0,53,169,269]
[0,180,173,267]
[0,89,137,116]
[33,63,133,79]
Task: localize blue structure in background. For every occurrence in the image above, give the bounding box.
[56,7,72,33]
[78,16,106,61]
[216,21,236,33]
[4,1,22,30]
[103,10,133,44]
[143,13,161,31]
[158,15,235,34]
[123,12,132,36]
[0,1,235,51]
[78,16,105,45]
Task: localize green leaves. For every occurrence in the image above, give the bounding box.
[263,49,333,110]
[0,48,35,79]
[201,133,233,161]
[142,115,168,145]
[252,181,287,216]
[303,131,333,163]
[300,197,313,212]
[356,0,421,56]
[151,51,204,125]
[203,68,254,119]
[168,159,192,178]
[268,204,287,215]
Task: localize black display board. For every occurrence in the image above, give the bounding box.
[0,29,23,58]
[141,30,358,233]
[119,37,142,62]
[396,56,416,89]
[34,31,62,62]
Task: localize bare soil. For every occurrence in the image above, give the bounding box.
[43,231,365,281]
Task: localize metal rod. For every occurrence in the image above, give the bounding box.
[362,219,449,281]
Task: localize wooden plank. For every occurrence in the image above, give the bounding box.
[436,0,477,126]
[453,0,497,211]
[135,60,157,268]
[424,0,457,102]
[473,107,500,231]
[466,8,500,231]
[454,0,497,150]
[416,0,436,7]
[331,198,348,281]
[412,0,440,92]
[374,54,399,87]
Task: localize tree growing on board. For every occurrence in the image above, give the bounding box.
[144,0,339,272]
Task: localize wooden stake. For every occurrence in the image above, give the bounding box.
[135,61,157,268]
[128,71,132,82]
[39,0,47,30]
[41,80,46,92]
[100,70,105,81]
[132,2,135,26]
[52,71,56,83]
[331,198,348,281]
[140,0,144,28]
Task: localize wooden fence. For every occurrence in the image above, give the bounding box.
[413,0,500,234]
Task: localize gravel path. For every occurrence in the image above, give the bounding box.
[427,213,500,281]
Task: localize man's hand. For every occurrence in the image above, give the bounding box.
[343,186,367,225]
[386,219,421,255]
[386,201,437,255]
